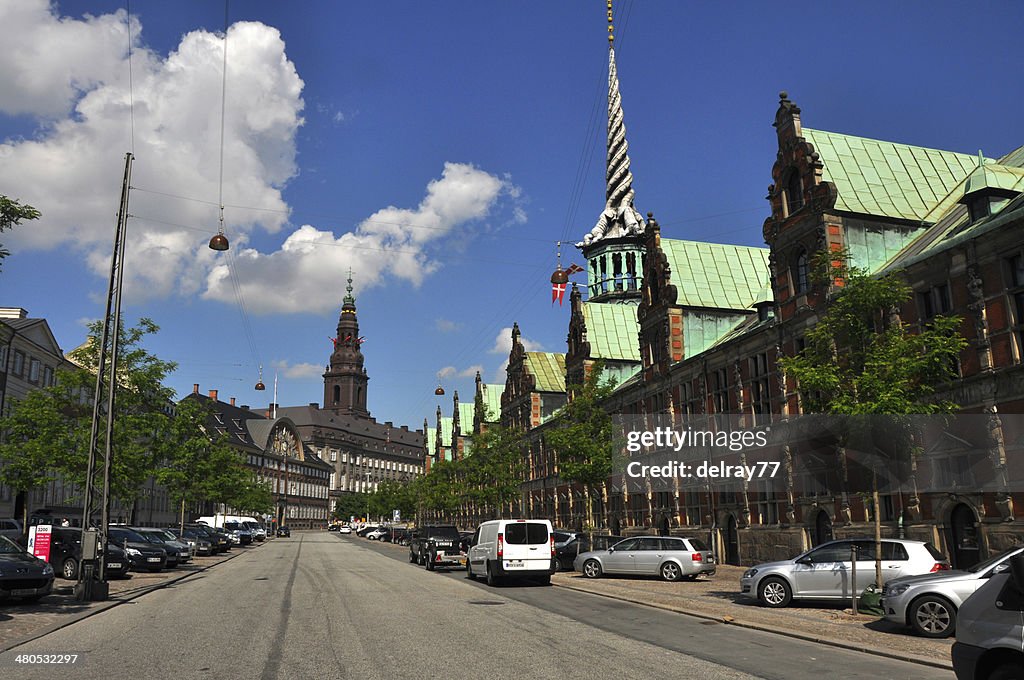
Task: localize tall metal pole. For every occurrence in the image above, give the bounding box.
[76,152,133,601]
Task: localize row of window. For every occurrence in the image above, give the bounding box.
[0,346,56,386]
[325,448,418,474]
[285,505,327,520]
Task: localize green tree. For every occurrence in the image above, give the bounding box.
[543,364,618,530]
[155,398,245,531]
[56,318,178,513]
[0,388,75,535]
[334,493,370,522]
[0,195,40,271]
[780,250,965,585]
[464,424,524,519]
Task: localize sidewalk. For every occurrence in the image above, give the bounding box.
[551,564,953,670]
[0,540,268,653]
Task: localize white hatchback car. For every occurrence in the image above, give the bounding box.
[338,526,352,534]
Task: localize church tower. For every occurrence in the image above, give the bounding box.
[323,271,369,417]
[575,0,646,304]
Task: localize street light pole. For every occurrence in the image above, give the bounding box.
[77,151,133,602]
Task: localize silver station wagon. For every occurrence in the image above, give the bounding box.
[574,536,716,582]
[741,538,950,608]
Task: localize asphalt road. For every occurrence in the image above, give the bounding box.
[0,533,953,679]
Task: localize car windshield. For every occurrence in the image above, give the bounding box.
[139,531,167,543]
[967,546,1024,574]
[224,522,240,531]
[244,522,259,530]
[109,528,146,543]
[505,522,549,545]
[0,535,25,554]
[552,532,572,543]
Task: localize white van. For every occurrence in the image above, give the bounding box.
[466,519,555,586]
[196,515,260,529]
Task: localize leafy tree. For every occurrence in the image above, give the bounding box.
[56,318,178,514]
[155,397,245,531]
[334,493,369,522]
[543,363,618,530]
[0,194,40,271]
[0,388,75,535]
[780,249,965,585]
[463,424,524,519]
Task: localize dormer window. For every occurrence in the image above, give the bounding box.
[784,169,803,216]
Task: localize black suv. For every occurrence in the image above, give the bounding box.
[48,527,132,580]
[409,525,465,571]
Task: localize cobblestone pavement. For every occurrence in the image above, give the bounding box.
[0,540,269,652]
[552,564,953,669]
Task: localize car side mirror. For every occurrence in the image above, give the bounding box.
[607,547,615,553]
[797,556,813,565]
[991,563,1010,576]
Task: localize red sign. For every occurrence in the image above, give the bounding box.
[29,524,52,562]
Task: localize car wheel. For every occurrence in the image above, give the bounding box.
[466,559,475,580]
[426,551,435,571]
[582,559,603,579]
[989,664,1024,680]
[409,551,417,564]
[62,558,78,580]
[758,577,792,608]
[486,561,500,587]
[910,595,956,638]
[660,562,682,582]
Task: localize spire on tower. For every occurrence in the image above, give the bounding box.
[578,0,644,249]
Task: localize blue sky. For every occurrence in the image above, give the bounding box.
[1,0,1021,432]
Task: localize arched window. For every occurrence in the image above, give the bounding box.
[785,169,803,216]
[792,249,809,294]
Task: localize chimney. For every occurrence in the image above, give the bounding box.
[230,397,236,406]
[193,384,199,394]
[209,389,218,401]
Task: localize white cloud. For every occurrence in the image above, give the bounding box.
[203,162,517,314]
[0,4,303,303]
[435,318,462,333]
[271,360,323,379]
[437,366,456,380]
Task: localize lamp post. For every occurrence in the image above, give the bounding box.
[76,151,133,602]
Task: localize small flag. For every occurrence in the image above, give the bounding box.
[566,263,584,275]
[552,282,567,305]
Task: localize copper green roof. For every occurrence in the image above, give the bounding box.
[438,416,454,447]
[803,128,983,221]
[425,427,436,453]
[524,352,566,393]
[963,161,1024,196]
[661,239,770,311]
[581,302,640,361]
[457,402,475,434]
[478,383,503,422]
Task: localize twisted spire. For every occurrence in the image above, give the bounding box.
[578,0,644,248]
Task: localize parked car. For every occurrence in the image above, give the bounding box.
[741,538,950,608]
[134,528,191,564]
[467,519,554,585]
[48,527,131,580]
[552,531,583,571]
[366,527,388,541]
[277,526,291,538]
[952,553,1024,680]
[0,535,54,602]
[356,525,378,537]
[327,524,340,532]
[0,518,24,545]
[574,536,715,581]
[187,524,230,553]
[171,527,213,556]
[223,521,253,546]
[243,521,267,541]
[107,527,168,572]
[880,545,1024,638]
[338,526,352,535]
